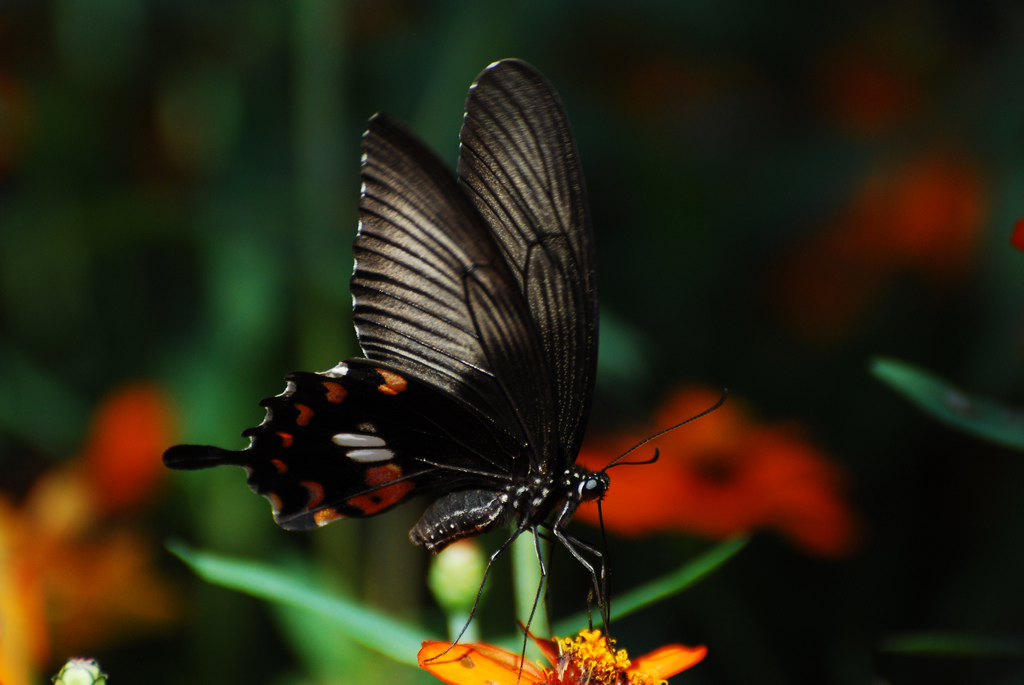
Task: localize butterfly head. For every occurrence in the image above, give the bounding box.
[568,466,609,503]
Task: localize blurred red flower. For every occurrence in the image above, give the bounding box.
[816,48,922,137]
[0,383,179,685]
[0,69,31,177]
[772,148,987,340]
[419,628,706,685]
[576,388,860,558]
[80,385,174,516]
[1011,218,1024,252]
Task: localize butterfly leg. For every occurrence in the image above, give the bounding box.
[511,525,549,635]
[549,502,610,629]
[559,530,611,630]
[535,524,607,615]
[429,521,531,659]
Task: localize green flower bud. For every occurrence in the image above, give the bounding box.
[52,658,108,685]
[428,539,486,619]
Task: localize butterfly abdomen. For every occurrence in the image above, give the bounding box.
[409,471,585,553]
[409,488,514,552]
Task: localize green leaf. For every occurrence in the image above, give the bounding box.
[871,357,1024,451]
[167,539,434,665]
[882,632,1024,658]
[512,531,549,642]
[551,536,747,636]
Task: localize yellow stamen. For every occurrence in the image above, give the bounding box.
[557,629,669,685]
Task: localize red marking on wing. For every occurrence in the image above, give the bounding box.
[301,480,325,509]
[295,403,314,426]
[271,459,288,474]
[277,432,294,447]
[366,462,402,485]
[375,368,408,395]
[347,463,414,515]
[322,381,348,403]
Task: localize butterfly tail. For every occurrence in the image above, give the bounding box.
[163,444,245,470]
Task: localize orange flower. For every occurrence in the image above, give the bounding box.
[80,384,174,516]
[0,383,179,685]
[772,149,987,340]
[419,629,706,685]
[575,388,859,558]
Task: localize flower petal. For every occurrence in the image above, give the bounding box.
[418,641,547,685]
[629,644,708,679]
[576,386,860,558]
[528,633,561,665]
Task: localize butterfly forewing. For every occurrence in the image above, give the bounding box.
[353,112,558,459]
[457,60,598,464]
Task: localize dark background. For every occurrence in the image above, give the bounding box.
[2,1,1024,683]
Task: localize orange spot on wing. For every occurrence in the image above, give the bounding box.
[271,459,287,474]
[347,464,414,516]
[375,368,408,395]
[266,493,283,515]
[314,507,346,527]
[276,432,294,447]
[301,481,325,509]
[322,381,348,403]
[294,403,314,426]
[366,462,402,485]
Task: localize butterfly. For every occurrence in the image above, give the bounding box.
[163,58,606,608]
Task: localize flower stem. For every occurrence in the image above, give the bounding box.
[511,530,550,640]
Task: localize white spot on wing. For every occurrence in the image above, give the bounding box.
[346,448,395,463]
[321,363,349,378]
[332,433,386,448]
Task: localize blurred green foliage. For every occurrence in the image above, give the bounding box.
[2,1,1024,684]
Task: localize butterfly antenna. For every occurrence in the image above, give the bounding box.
[601,388,729,472]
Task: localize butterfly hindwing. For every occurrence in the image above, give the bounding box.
[163,360,517,530]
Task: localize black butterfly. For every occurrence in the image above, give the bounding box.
[164,59,607,607]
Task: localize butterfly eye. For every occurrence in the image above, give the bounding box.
[579,475,607,502]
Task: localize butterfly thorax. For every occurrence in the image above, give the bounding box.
[408,464,609,553]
